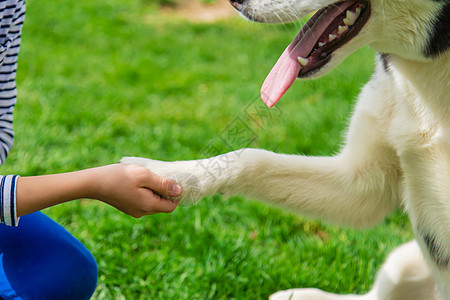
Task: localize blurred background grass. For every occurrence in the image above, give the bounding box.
[0,0,413,298]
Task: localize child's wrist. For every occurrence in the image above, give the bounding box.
[79,167,103,201]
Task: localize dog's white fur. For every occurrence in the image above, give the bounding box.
[122,0,450,298]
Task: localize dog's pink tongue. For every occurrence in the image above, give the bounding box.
[261,46,301,108]
[260,30,316,108]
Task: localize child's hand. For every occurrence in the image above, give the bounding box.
[87,164,182,218]
[16,164,182,218]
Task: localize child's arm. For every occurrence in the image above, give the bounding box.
[16,163,182,218]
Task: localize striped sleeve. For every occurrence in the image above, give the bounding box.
[0,0,25,226]
[0,174,19,226]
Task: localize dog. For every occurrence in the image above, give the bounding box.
[121,0,450,298]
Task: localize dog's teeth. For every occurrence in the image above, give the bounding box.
[318,42,326,47]
[344,10,358,26]
[297,56,309,67]
[355,6,361,17]
[343,17,354,26]
[328,34,337,42]
[338,25,348,35]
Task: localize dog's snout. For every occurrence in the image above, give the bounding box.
[229,0,245,9]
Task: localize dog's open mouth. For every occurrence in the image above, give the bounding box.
[261,0,371,107]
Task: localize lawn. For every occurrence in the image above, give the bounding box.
[1,0,413,298]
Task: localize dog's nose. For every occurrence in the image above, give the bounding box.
[229,0,245,9]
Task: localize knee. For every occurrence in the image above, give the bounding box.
[1,212,99,299]
[3,235,98,300]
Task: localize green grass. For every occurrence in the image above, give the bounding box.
[0,0,413,298]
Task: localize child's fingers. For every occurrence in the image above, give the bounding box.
[144,190,179,213]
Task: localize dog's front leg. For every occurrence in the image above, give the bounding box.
[122,144,396,228]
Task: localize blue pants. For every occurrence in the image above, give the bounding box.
[0,212,98,300]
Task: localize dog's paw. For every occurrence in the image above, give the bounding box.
[270,288,340,300]
[120,156,205,204]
